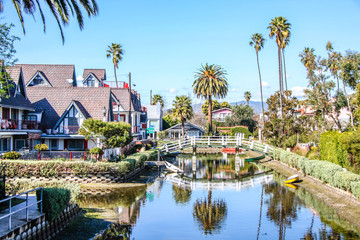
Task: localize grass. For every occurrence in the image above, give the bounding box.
[0,197,26,212]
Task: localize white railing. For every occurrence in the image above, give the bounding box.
[0,187,43,230]
[103,147,122,159]
[158,135,273,156]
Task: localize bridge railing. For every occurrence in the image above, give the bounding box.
[158,136,273,156]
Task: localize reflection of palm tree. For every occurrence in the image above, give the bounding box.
[193,190,227,234]
[172,184,192,205]
[256,184,264,240]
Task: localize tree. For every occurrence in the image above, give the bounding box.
[106,43,124,88]
[193,63,228,133]
[244,91,251,105]
[79,118,131,148]
[250,33,266,127]
[172,95,193,138]
[225,104,257,132]
[151,94,164,107]
[299,47,344,131]
[268,16,291,118]
[3,0,98,43]
[220,101,230,109]
[201,99,221,116]
[162,114,180,130]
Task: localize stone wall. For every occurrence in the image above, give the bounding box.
[1,204,81,240]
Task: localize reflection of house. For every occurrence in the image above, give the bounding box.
[212,108,232,122]
[145,102,163,139]
[0,66,42,152]
[166,122,205,138]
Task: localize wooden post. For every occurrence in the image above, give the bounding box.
[264,145,269,153]
[83,152,86,162]
[70,151,72,161]
[178,140,182,150]
[157,150,160,161]
[250,141,254,150]
[208,136,210,146]
[38,151,41,161]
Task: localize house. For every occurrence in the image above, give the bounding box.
[212,108,232,122]
[166,122,206,139]
[26,87,117,150]
[0,66,42,152]
[145,102,163,139]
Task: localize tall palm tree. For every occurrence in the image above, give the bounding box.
[151,94,164,107]
[249,33,265,126]
[193,63,228,133]
[106,43,124,88]
[244,91,251,105]
[2,0,98,43]
[281,37,290,91]
[172,95,193,138]
[268,16,291,119]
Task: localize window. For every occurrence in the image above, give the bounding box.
[68,139,84,150]
[25,115,37,122]
[84,75,95,87]
[0,138,10,152]
[50,139,58,150]
[2,108,9,119]
[29,74,45,86]
[11,109,18,120]
[15,139,25,151]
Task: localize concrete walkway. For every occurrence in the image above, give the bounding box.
[0,195,43,237]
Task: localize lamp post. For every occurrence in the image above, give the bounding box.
[103,107,106,122]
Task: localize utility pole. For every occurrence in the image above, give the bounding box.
[150,90,152,104]
[128,72,132,128]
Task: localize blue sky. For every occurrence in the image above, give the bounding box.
[2,0,360,108]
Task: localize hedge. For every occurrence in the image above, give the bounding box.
[273,148,360,198]
[2,160,132,178]
[36,188,71,221]
[123,149,158,171]
[319,131,360,168]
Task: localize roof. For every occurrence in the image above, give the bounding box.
[26,87,113,128]
[0,66,34,110]
[16,64,75,88]
[167,122,206,133]
[111,88,142,112]
[83,69,106,81]
[212,108,232,113]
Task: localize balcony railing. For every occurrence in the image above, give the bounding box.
[0,119,40,130]
[55,125,80,134]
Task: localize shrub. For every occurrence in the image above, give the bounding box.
[89,147,104,161]
[0,179,5,200]
[350,182,360,199]
[36,188,71,221]
[2,151,21,160]
[330,171,360,191]
[158,131,168,140]
[230,126,252,138]
[283,135,297,148]
[34,144,49,151]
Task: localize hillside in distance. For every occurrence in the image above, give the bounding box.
[192,100,268,114]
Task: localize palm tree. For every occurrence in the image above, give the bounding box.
[268,16,291,118]
[151,94,164,107]
[244,91,251,105]
[3,0,98,43]
[193,63,228,133]
[106,43,124,88]
[282,37,290,91]
[172,95,193,138]
[249,33,265,126]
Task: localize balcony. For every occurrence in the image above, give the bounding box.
[0,119,40,130]
[56,125,80,134]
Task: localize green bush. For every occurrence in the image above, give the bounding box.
[34,144,49,151]
[230,126,252,138]
[36,188,71,221]
[350,182,360,199]
[2,151,21,160]
[283,135,297,148]
[122,149,158,170]
[330,171,360,191]
[158,131,168,140]
[2,160,132,178]
[89,147,104,161]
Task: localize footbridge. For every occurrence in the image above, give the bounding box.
[158,136,274,157]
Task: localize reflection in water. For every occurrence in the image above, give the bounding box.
[193,190,227,235]
[172,184,192,205]
[72,154,360,240]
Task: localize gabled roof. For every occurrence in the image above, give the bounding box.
[167,122,206,133]
[0,66,34,110]
[53,100,90,129]
[212,108,232,113]
[83,69,106,81]
[26,87,113,129]
[16,64,76,87]
[111,88,142,112]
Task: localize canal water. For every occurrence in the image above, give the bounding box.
[56,153,360,240]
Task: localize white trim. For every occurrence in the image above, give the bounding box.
[26,71,51,87]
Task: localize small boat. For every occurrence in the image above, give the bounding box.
[164,161,184,173]
[222,148,242,154]
[284,175,299,184]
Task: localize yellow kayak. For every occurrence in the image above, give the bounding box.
[284,175,299,184]
[284,183,298,190]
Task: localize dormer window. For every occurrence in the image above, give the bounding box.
[84,75,95,87]
[27,72,51,87]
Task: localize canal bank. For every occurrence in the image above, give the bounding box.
[261,158,360,231]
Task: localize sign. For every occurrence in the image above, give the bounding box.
[149,125,155,128]
[147,130,154,134]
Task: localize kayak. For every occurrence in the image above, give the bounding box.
[284,175,299,184]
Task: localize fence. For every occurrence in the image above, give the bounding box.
[0,187,43,230]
